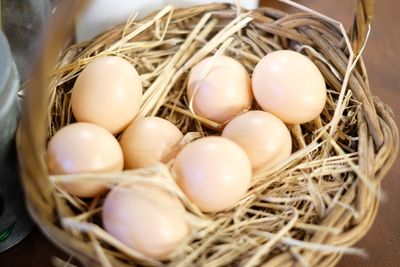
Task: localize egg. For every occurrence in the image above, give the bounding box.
[222,111,292,170]
[120,117,183,169]
[102,182,189,260]
[173,136,252,212]
[252,50,327,124]
[187,56,252,124]
[47,122,124,197]
[71,56,142,134]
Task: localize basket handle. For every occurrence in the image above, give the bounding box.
[350,0,374,53]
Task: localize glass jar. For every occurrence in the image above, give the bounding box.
[0,30,34,253]
[0,0,51,252]
[1,0,51,82]
[0,32,19,161]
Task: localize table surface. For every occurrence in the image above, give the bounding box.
[1,0,399,266]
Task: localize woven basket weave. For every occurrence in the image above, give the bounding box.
[18,0,399,266]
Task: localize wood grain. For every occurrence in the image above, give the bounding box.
[0,1,398,266]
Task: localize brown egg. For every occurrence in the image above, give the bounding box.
[187,56,253,123]
[222,111,292,170]
[47,122,123,197]
[71,56,142,134]
[102,182,189,260]
[120,117,183,169]
[252,50,327,124]
[173,136,252,212]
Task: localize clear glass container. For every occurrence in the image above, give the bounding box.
[1,0,51,81]
[0,0,51,252]
[0,30,32,254]
[0,32,19,161]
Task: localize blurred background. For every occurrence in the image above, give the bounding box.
[0,0,398,266]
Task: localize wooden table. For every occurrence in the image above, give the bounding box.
[1,0,399,266]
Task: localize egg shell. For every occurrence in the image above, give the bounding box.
[47,122,124,197]
[120,117,183,169]
[187,56,253,123]
[71,56,142,134]
[222,110,292,170]
[252,50,327,124]
[173,136,252,212]
[102,182,189,260]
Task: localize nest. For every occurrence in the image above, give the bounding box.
[18,1,399,267]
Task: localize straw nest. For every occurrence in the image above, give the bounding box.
[18,1,399,267]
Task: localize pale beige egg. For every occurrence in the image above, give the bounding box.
[252,50,327,124]
[173,136,252,212]
[102,182,189,260]
[187,56,253,124]
[119,117,183,169]
[47,122,123,197]
[71,56,142,134]
[222,111,292,170]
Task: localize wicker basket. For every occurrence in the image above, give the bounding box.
[18,0,399,266]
